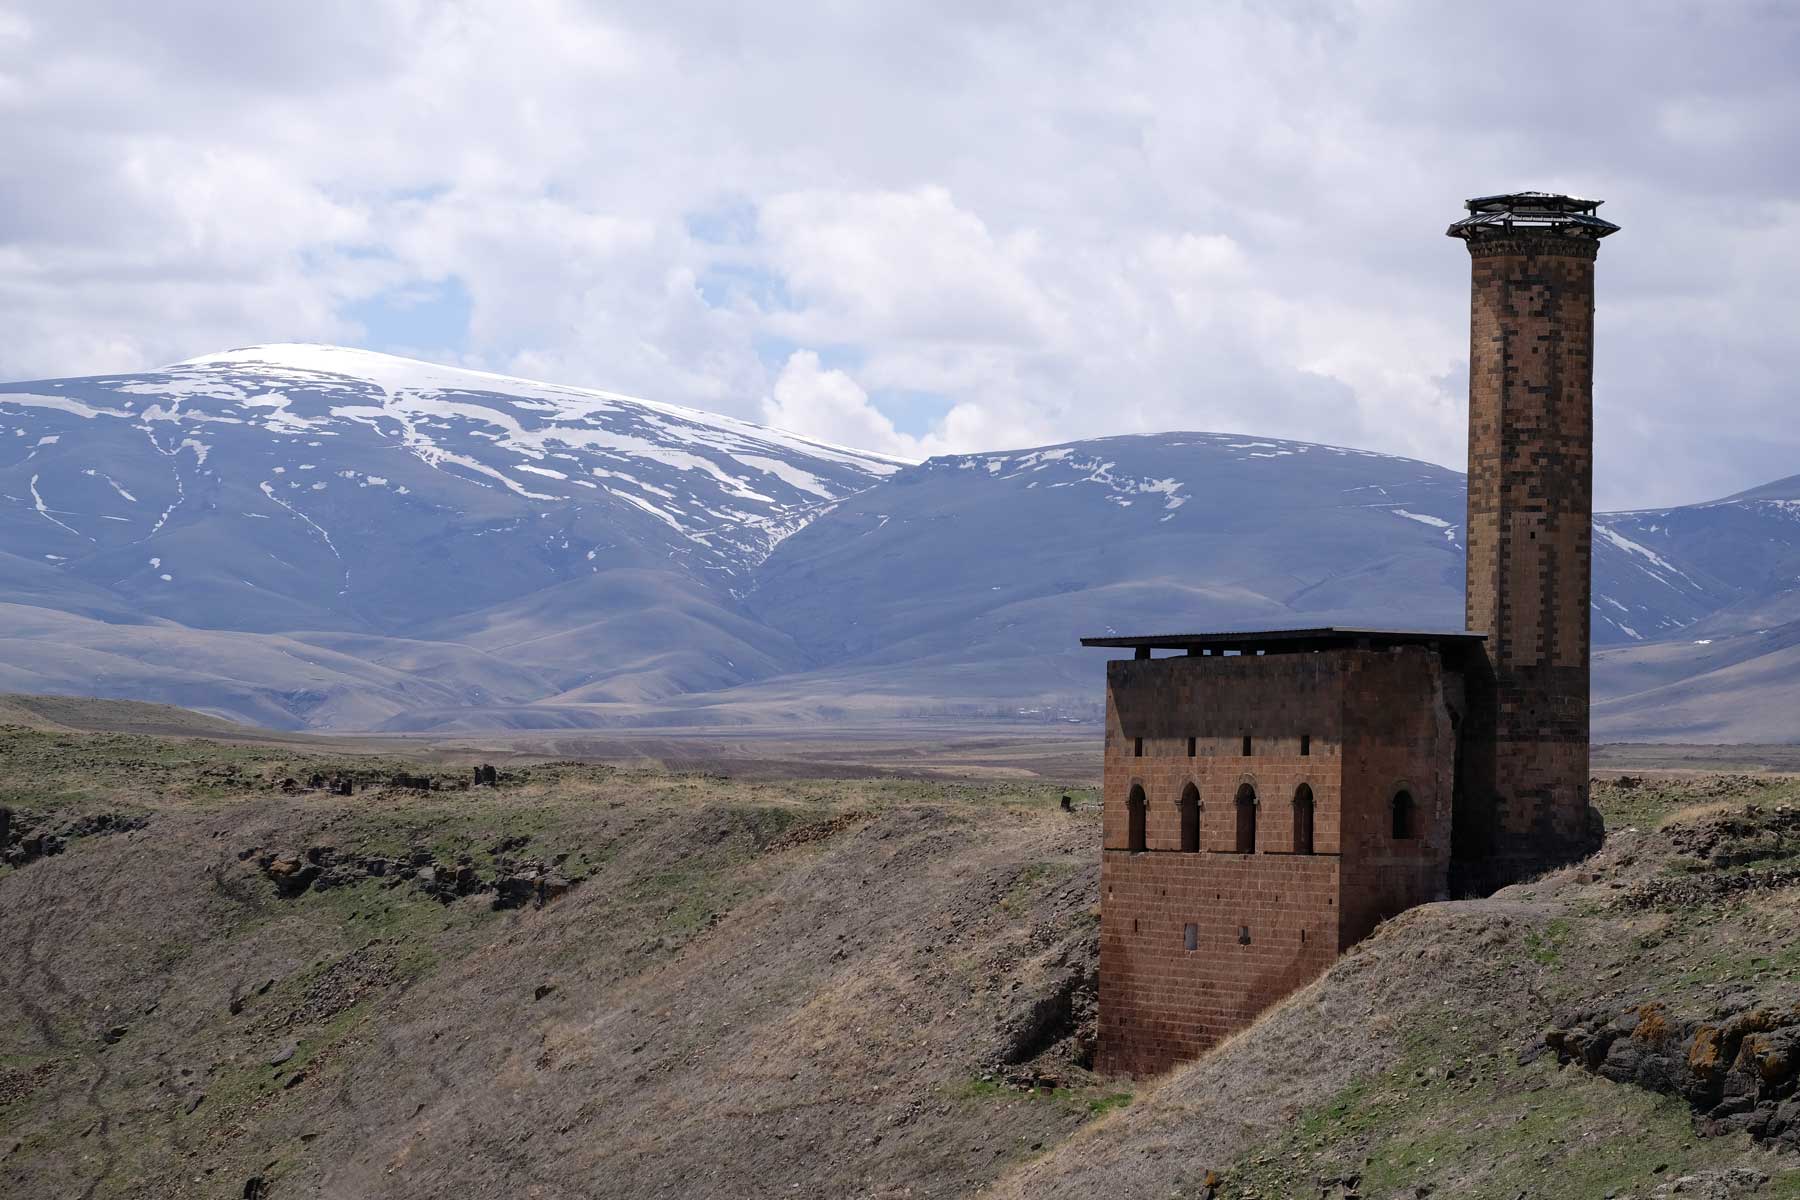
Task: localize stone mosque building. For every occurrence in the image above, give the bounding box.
[1083,192,1620,1075]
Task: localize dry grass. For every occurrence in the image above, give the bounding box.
[6,705,1800,1199]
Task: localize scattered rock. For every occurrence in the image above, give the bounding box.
[271,945,400,1029]
[1,808,147,868]
[1646,1168,1770,1199]
[763,811,868,852]
[255,843,583,905]
[1618,802,1800,911]
[1540,1000,1800,1150]
[990,931,1099,1072]
[269,1043,297,1066]
[0,1061,57,1106]
[492,869,579,911]
[262,854,323,898]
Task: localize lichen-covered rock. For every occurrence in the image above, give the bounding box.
[1541,1000,1800,1149]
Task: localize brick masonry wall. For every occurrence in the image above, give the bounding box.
[1097,650,1454,1075]
[1103,654,1348,856]
[1097,849,1340,1076]
[1461,233,1603,886]
[1337,648,1458,947]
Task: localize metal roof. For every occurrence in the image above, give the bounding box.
[1081,627,1486,655]
[1448,192,1619,241]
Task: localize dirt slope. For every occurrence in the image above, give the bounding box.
[987,775,1800,1200]
[6,724,1800,1200]
[0,691,259,736]
[0,726,1108,1198]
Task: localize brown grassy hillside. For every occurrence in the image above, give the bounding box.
[5,714,1799,1200]
[0,722,1108,1198]
[987,774,1800,1200]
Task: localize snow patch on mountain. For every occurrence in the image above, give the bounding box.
[1595,521,1698,586]
[175,344,911,474]
[2,343,907,579]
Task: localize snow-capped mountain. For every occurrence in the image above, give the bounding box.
[745,432,1470,671]
[0,345,907,724]
[1589,473,1800,741]
[1591,477,1800,643]
[3,344,1796,736]
[2,344,902,629]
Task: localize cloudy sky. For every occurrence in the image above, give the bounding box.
[2,1,1795,508]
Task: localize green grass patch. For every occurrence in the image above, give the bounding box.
[1522,916,1573,966]
[1084,1091,1132,1117]
[1217,1026,1793,1200]
[950,1077,1133,1121]
[1594,776,1800,835]
[1001,863,1058,913]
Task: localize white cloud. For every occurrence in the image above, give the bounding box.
[0,1,1797,507]
[758,187,1063,347]
[762,351,926,462]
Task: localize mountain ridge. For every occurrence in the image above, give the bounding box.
[5,344,1798,738]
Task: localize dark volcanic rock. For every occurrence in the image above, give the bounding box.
[492,869,578,911]
[3,808,146,869]
[1540,1001,1800,1150]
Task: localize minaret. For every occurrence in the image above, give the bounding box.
[1448,192,1619,889]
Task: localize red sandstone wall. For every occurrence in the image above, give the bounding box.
[1096,649,1458,1076]
[1098,850,1339,1076]
[1098,654,1352,1076]
[1102,654,1348,855]
[1336,648,1458,948]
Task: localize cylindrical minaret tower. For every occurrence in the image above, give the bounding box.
[1448,192,1619,890]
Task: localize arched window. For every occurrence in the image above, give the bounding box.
[1127,784,1147,853]
[1179,783,1200,853]
[1293,784,1315,855]
[1392,789,1415,840]
[1234,783,1257,854]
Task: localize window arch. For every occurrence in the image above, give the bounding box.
[1292,784,1315,855]
[1234,783,1258,854]
[1392,789,1415,840]
[1178,783,1200,853]
[1127,784,1147,852]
